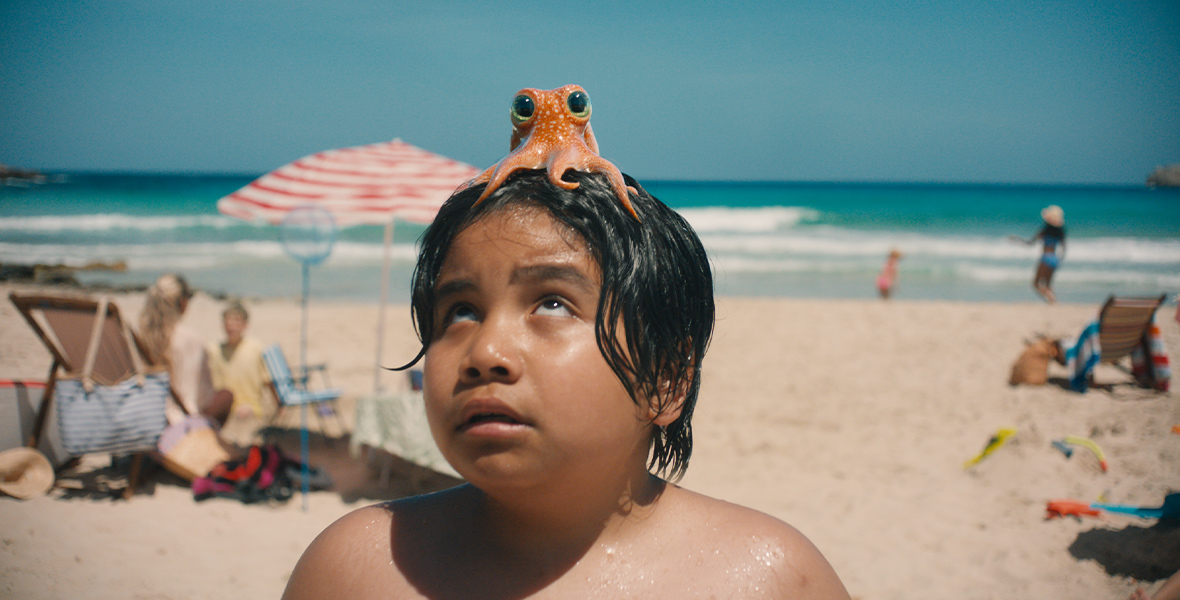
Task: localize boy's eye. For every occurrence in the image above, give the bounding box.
[535,298,573,318]
[444,304,478,325]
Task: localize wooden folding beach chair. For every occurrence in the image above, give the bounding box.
[9,291,188,498]
[262,343,345,439]
[1065,293,1170,392]
[1096,294,1168,365]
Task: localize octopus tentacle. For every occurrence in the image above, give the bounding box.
[583,123,600,156]
[474,144,548,203]
[545,148,586,191]
[546,146,638,219]
[582,156,639,220]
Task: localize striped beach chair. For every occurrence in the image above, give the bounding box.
[1065,294,1169,392]
[1098,295,1167,363]
[261,344,345,437]
[9,291,188,498]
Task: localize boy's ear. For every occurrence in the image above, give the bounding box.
[647,377,688,426]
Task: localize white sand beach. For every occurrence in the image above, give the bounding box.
[1,282,1177,599]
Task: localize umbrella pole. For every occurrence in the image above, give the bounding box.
[300,260,311,512]
[374,217,396,395]
[301,261,310,382]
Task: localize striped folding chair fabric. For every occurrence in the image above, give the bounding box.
[1097,295,1167,363]
[261,344,344,437]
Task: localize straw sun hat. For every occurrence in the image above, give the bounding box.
[0,447,55,500]
[1041,205,1064,227]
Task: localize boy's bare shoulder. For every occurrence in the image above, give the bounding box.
[658,486,850,599]
[282,484,847,599]
[282,487,470,600]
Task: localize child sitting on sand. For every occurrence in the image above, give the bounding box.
[282,169,848,599]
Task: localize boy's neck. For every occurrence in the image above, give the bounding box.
[221,338,241,360]
[477,469,666,560]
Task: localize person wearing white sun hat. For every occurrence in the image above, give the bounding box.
[1009,205,1066,303]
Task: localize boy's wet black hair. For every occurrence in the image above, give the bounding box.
[398,169,714,481]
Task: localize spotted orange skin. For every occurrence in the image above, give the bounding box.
[469,85,639,220]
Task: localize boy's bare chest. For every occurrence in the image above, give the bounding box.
[416,536,781,599]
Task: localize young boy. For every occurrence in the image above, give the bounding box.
[206,301,271,440]
[282,170,849,599]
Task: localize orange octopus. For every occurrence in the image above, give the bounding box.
[468,84,639,221]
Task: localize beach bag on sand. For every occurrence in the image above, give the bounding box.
[54,299,169,455]
[55,375,169,455]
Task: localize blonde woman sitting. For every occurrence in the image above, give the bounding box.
[137,274,232,426]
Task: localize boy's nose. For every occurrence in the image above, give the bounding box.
[460,317,521,383]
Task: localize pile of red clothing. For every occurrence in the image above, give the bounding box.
[192,444,330,504]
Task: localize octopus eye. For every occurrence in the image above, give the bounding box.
[566,90,591,118]
[510,94,535,124]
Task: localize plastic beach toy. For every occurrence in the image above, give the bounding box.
[1045,499,1101,519]
[1062,435,1108,472]
[466,85,639,220]
[963,427,1017,469]
[1046,493,1180,520]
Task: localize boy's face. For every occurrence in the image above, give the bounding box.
[423,207,653,493]
[223,312,247,343]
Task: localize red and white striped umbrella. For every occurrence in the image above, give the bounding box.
[217,138,479,226]
[217,139,481,395]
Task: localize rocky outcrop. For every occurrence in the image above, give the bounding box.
[1146,164,1180,187]
[0,163,46,184]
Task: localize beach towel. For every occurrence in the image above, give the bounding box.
[1064,320,1101,393]
[351,390,459,478]
[1130,319,1171,392]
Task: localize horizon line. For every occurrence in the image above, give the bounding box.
[5,168,1160,190]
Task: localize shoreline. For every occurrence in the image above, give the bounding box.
[9,265,1171,307]
[2,282,1178,599]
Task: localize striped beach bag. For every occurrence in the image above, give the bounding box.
[54,299,169,456]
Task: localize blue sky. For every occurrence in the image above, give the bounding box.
[2,1,1177,185]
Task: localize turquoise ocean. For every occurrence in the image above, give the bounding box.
[2,174,1178,305]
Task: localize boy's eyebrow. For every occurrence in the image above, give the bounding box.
[434,278,476,301]
[432,264,597,299]
[509,264,596,291]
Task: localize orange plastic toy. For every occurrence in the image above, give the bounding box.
[1046,499,1101,519]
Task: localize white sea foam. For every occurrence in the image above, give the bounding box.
[960,265,1180,287]
[3,202,1176,302]
[1061,238,1180,264]
[0,239,418,268]
[1054,268,1180,287]
[700,231,1180,264]
[0,213,250,232]
[679,207,820,233]
[955,265,1032,284]
[327,241,419,263]
[711,257,853,274]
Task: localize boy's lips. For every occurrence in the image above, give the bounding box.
[457,398,530,433]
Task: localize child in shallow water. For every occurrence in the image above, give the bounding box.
[876,248,903,299]
[282,170,849,599]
